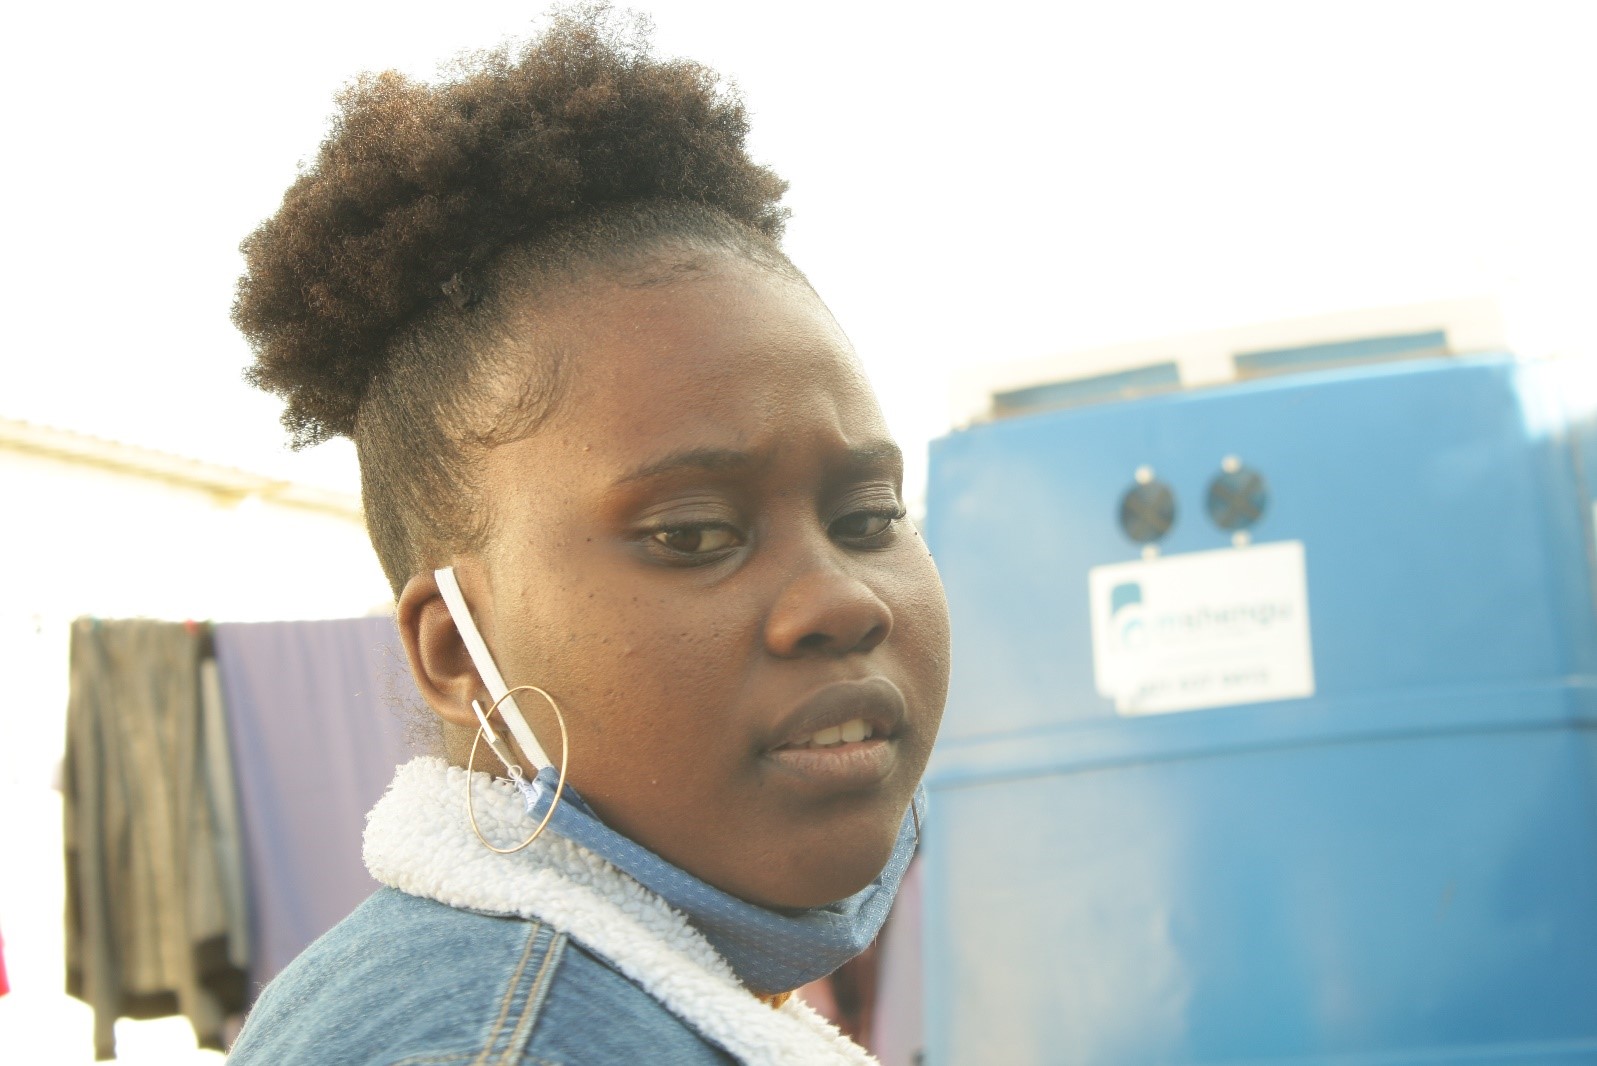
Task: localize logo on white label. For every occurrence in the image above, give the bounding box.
[1089,541,1315,716]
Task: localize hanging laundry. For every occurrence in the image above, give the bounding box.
[63,619,249,1060]
[212,617,417,997]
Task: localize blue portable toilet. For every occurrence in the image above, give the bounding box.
[920,302,1597,1065]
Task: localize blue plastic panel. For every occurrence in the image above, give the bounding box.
[922,354,1597,1065]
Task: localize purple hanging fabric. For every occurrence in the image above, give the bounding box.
[212,617,418,998]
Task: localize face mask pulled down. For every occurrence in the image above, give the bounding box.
[434,567,921,995]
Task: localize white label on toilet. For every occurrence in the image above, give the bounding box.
[1089,541,1314,716]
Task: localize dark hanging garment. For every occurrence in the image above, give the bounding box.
[212,617,417,996]
[62,619,248,1059]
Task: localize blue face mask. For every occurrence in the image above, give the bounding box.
[432,565,922,994]
[511,766,923,995]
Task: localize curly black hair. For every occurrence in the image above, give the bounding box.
[232,6,792,593]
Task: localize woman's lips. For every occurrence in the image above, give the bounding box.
[761,677,906,792]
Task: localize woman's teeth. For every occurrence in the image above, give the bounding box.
[791,719,873,748]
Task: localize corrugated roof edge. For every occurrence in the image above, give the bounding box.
[0,415,364,524]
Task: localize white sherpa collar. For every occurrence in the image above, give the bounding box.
[364,757,878,1066]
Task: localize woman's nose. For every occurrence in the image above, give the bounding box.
[764,561,893,658]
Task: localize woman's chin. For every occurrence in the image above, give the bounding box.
[733,829,904,911]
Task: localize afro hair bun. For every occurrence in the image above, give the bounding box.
[232,5,789,446]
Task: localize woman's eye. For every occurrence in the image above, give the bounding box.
[831,508,905,540]
[651,525,742,555]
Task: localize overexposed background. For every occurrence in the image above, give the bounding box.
[2,1,1594,1060]
[4,0,1594,500]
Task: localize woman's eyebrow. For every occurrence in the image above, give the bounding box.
[840,440,903,475]
[615,440,902,486]
[616,447,765,485]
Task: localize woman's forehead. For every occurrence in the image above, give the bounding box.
[530,261,887,455]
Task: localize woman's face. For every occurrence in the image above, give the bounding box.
[458,252,950,909]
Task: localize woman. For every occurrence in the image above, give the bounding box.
[226,9,949,1064]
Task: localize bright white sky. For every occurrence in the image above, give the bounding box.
[4,0,1593,502]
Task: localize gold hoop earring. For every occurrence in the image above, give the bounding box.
[465,685,571,855]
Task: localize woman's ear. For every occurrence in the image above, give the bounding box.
[397,568,484,730]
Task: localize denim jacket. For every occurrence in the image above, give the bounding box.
[227,758,876,1066]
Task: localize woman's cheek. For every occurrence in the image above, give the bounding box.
[886,546,952,647]
[895,576,952,749]
[570,609,740,755]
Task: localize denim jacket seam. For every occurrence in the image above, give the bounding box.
[468,919,548,1066]
[497,929,567,1064]
[373,922,562,1066]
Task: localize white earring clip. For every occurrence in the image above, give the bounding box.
[471,699,526,782]
[435,567,552,769]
